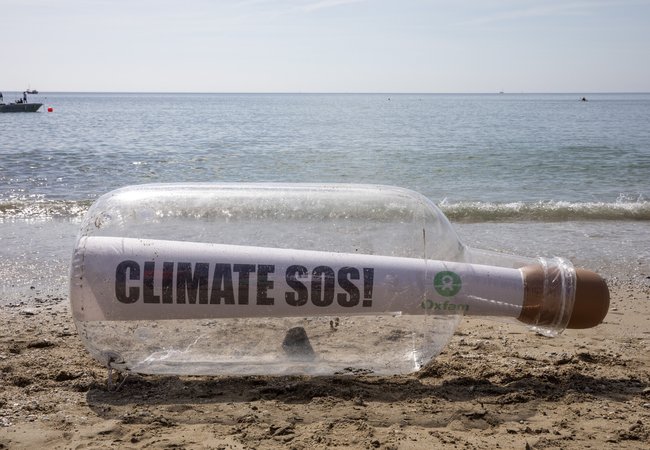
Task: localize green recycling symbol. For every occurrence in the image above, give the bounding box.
[434,271,462,297]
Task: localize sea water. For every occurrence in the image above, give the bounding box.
[1,92,650,304]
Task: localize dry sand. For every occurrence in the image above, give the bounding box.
[1,278,649,449]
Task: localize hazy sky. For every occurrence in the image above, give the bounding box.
[3,0,649,92]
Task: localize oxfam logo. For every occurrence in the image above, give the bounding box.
[434,271,462,297]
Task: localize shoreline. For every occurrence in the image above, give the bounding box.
[1,280,648,449]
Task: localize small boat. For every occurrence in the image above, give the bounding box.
[0,91,42,112]
[26,89,39,94]
[0,102,43,112]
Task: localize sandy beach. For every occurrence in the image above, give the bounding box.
[1,277,649,449]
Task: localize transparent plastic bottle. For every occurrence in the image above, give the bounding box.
[69,183,608,376]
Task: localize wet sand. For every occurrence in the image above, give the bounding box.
[1,278,649,449]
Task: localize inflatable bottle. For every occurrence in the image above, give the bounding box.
[69,183,608,376]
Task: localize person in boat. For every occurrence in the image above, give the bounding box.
[0,92,3,104]
[23,92,28,103]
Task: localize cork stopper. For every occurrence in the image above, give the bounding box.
[519,265,609,330]
[568,268,610,328]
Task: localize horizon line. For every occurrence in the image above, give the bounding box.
[4,90,649,95]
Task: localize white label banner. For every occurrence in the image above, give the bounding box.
[70,236,524,321]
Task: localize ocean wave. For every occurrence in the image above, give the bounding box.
[440,200,650,222]
[0,200,91,220]
[2,198,650,222]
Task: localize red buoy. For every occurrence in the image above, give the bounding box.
[47,107,53,112]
